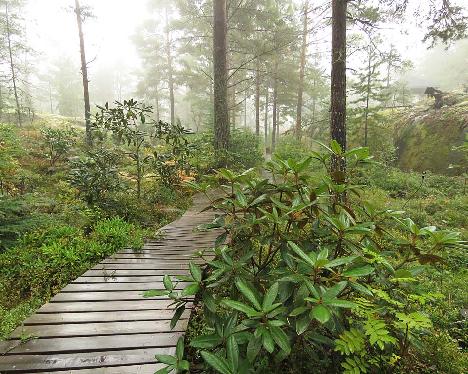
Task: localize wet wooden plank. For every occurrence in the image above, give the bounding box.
[72,276,174,283]
[24,310,188,325]
[51,291,173,302]
[62,282,189,292]
[37,300,189,313]
[0,332,183,355]
[91,263,190,270]
[34,364,163,374]
[1,348,173,372]
[100,258,204,265]
[82,269,189,277]
[10,320,188,339]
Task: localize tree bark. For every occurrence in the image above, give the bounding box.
[155,89,160,122]
[5,3,21,126]
[74,0,91,146]
[255,62,260,136]
[364,45,371,147]
[165,9,175,125]
[213,0,230,150]
[295,0,309,140]
[264,87,269,146]
[244,89,247,128]
[330,0,347,180]
[271,59,278,152]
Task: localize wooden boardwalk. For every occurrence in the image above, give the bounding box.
[0,194,218,373]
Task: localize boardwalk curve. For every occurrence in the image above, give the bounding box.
[0,194,217,373]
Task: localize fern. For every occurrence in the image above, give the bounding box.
[395,311,432,331]
[364,317,397,350]
[341,356,369,374]
[335,328,366,356]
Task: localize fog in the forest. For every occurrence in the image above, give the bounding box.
[1,0,465,131]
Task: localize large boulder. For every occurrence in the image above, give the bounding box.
[394,95,467,175]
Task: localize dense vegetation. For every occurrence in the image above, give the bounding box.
[0,0,467,373]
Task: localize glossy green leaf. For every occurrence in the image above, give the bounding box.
[235,278,262,310]
[343,265,374,277]
[270,326,291,354]
[221,299,262,317]
[311,305,331,324]
[189,262,202,283]
[201,351,232,374]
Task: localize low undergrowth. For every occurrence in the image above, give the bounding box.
[0,218,148,339]
[148,143,467,374]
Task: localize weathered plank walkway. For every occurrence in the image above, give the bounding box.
[0,194,218,373]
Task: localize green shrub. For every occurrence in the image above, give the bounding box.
[189,129,263,173]
[274,135,310,161]
[149,144,464,374]
[68,147,123,205]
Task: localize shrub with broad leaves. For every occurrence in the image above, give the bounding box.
[147,142,464,373]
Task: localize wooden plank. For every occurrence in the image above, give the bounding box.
[34,364,163,374]
[81,269,188,277]
[61,282,189,292]
[0,332,183,355]
[10,320,187,339]
[117,249,213,255]
[37,300,188,313]
[72,276,173,283]
[1,348,173,372]
[50,291,184,302]
[100,258,204,265]
[24,310,187,325]
[91,264,191,270]
[109,253,212,260]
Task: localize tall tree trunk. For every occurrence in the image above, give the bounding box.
[264,87,269,147]
[364,45,371,147]
[230,89,236,129]
[155,89,160,122]
[255,62,261,136]
[271,60,278,152]
[276,105,280,140]
[5,3,21,126]
[295,0,309,140]
[74,0,91,146]
[165,9,175,125]
[213,0,229,150]
[330,0,347,181]
[244,90,247,128]
[48,82,53,113]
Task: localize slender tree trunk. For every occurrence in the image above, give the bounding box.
[213,0,229,150]
[295,0,309,140]
[244,90,247,128]
[74,0,91,146]
[48,82,53,113]
[271,60,278,152]
[264,87,269,146]
[276,105,280,140]
[165,9,175,125]
[255,62,261,136]
[330,0,347,181]
[230,89,236,129]
[155,90,160,122]
[5,3,21,126]
[364,46,371,147]
[0,85,3,118]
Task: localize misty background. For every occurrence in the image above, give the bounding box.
[12,0,468,130]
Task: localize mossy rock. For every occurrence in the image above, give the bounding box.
[394,101,467,175]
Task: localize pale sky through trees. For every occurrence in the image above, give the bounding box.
[22,0,467,114]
